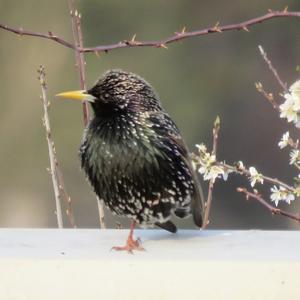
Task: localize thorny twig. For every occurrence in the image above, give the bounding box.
[219,162,294,191]
[237,188,300,222]
[67,0,106,228]
[0,23,75,50]
[203,116,220,228]
[258,45,288,92]
[255,82,280,110]
[86,11,300,53]
[67,0,89,126]
[255,45,291,110]
[56,169,76,228]
[38,65,64,228]
[38,65,76,228]
[1,10,300,54]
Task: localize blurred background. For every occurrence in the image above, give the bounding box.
[0,0,299,229]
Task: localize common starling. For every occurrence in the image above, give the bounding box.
[57,70,204,252]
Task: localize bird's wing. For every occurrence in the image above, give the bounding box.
[148,111,205,228]
[168,128,205,228]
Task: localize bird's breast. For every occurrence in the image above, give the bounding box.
[80,116,162,187]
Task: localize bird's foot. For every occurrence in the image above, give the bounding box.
[111,236,145,254]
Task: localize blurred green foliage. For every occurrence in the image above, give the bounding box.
[0,0,299,229]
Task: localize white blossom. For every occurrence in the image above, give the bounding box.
[198,165,206,175]
[285,193,295,205]
[198,153,216,174]
[249,167,264,187]
[270,186,282,206]
[196,144,207,153]
[278,131,290,149]
[236,161,245,171]
[222,168,233,181]
[290,79,300,99]
[270,185,295,206]
[279,94,298,123]
[196,145,226,183]
[203,165,224,182]
[279,80,300,127]
[289,149,300,165]
[293,96,300,112]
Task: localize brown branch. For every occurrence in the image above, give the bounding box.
[203,116,220,228]
[220,162,294,191]
[237,187,300,223]
[67,0,106,229]
[67,0,90,126]
[1,11,300,54]
[38,65,63,228]
[83,11,300,53]
[0,23,75,50]
[97,198,106,229]
[258,45,288,92]
[38,65,76,228]
[56,168,77,228]
[255,82,280,110]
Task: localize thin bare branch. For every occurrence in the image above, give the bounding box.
[255,82,280,110]
[38,65,63,228]
[220,162,294,191]
[39,65,76,228]
[67,0,105,228]
[0,23,75,50]
[84,11,300,53]
[203,116,220,228]
[56,168,76,228]
[67,0,89,125]
[1,11,300,54]
[97,198,106,229]
[237,187,300,223]
[258,45,288,92]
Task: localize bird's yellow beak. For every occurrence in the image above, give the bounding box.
[56,90,96,102]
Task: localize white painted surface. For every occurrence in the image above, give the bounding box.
[0,229,299,299]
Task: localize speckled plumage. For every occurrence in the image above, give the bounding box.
[80,70,204,232]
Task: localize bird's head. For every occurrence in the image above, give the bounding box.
[56,69,162,115]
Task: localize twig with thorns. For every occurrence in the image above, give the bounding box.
[38,65,76,228]
[237,188,300,223]
[258,45,288,92]
[255,82,280,110]
[67,0,89,126]
[1,10,300,54]
[218,162,294,191]
[67,0,106,228]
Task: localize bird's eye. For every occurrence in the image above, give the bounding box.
[104,93,109,98]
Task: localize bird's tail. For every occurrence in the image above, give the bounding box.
[155,220,177,233]
[173,175,205,228]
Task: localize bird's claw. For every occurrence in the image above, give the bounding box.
[111,236,145,254]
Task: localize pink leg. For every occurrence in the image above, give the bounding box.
[112,221,145,253]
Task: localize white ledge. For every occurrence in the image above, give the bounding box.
[0,229,299,299]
